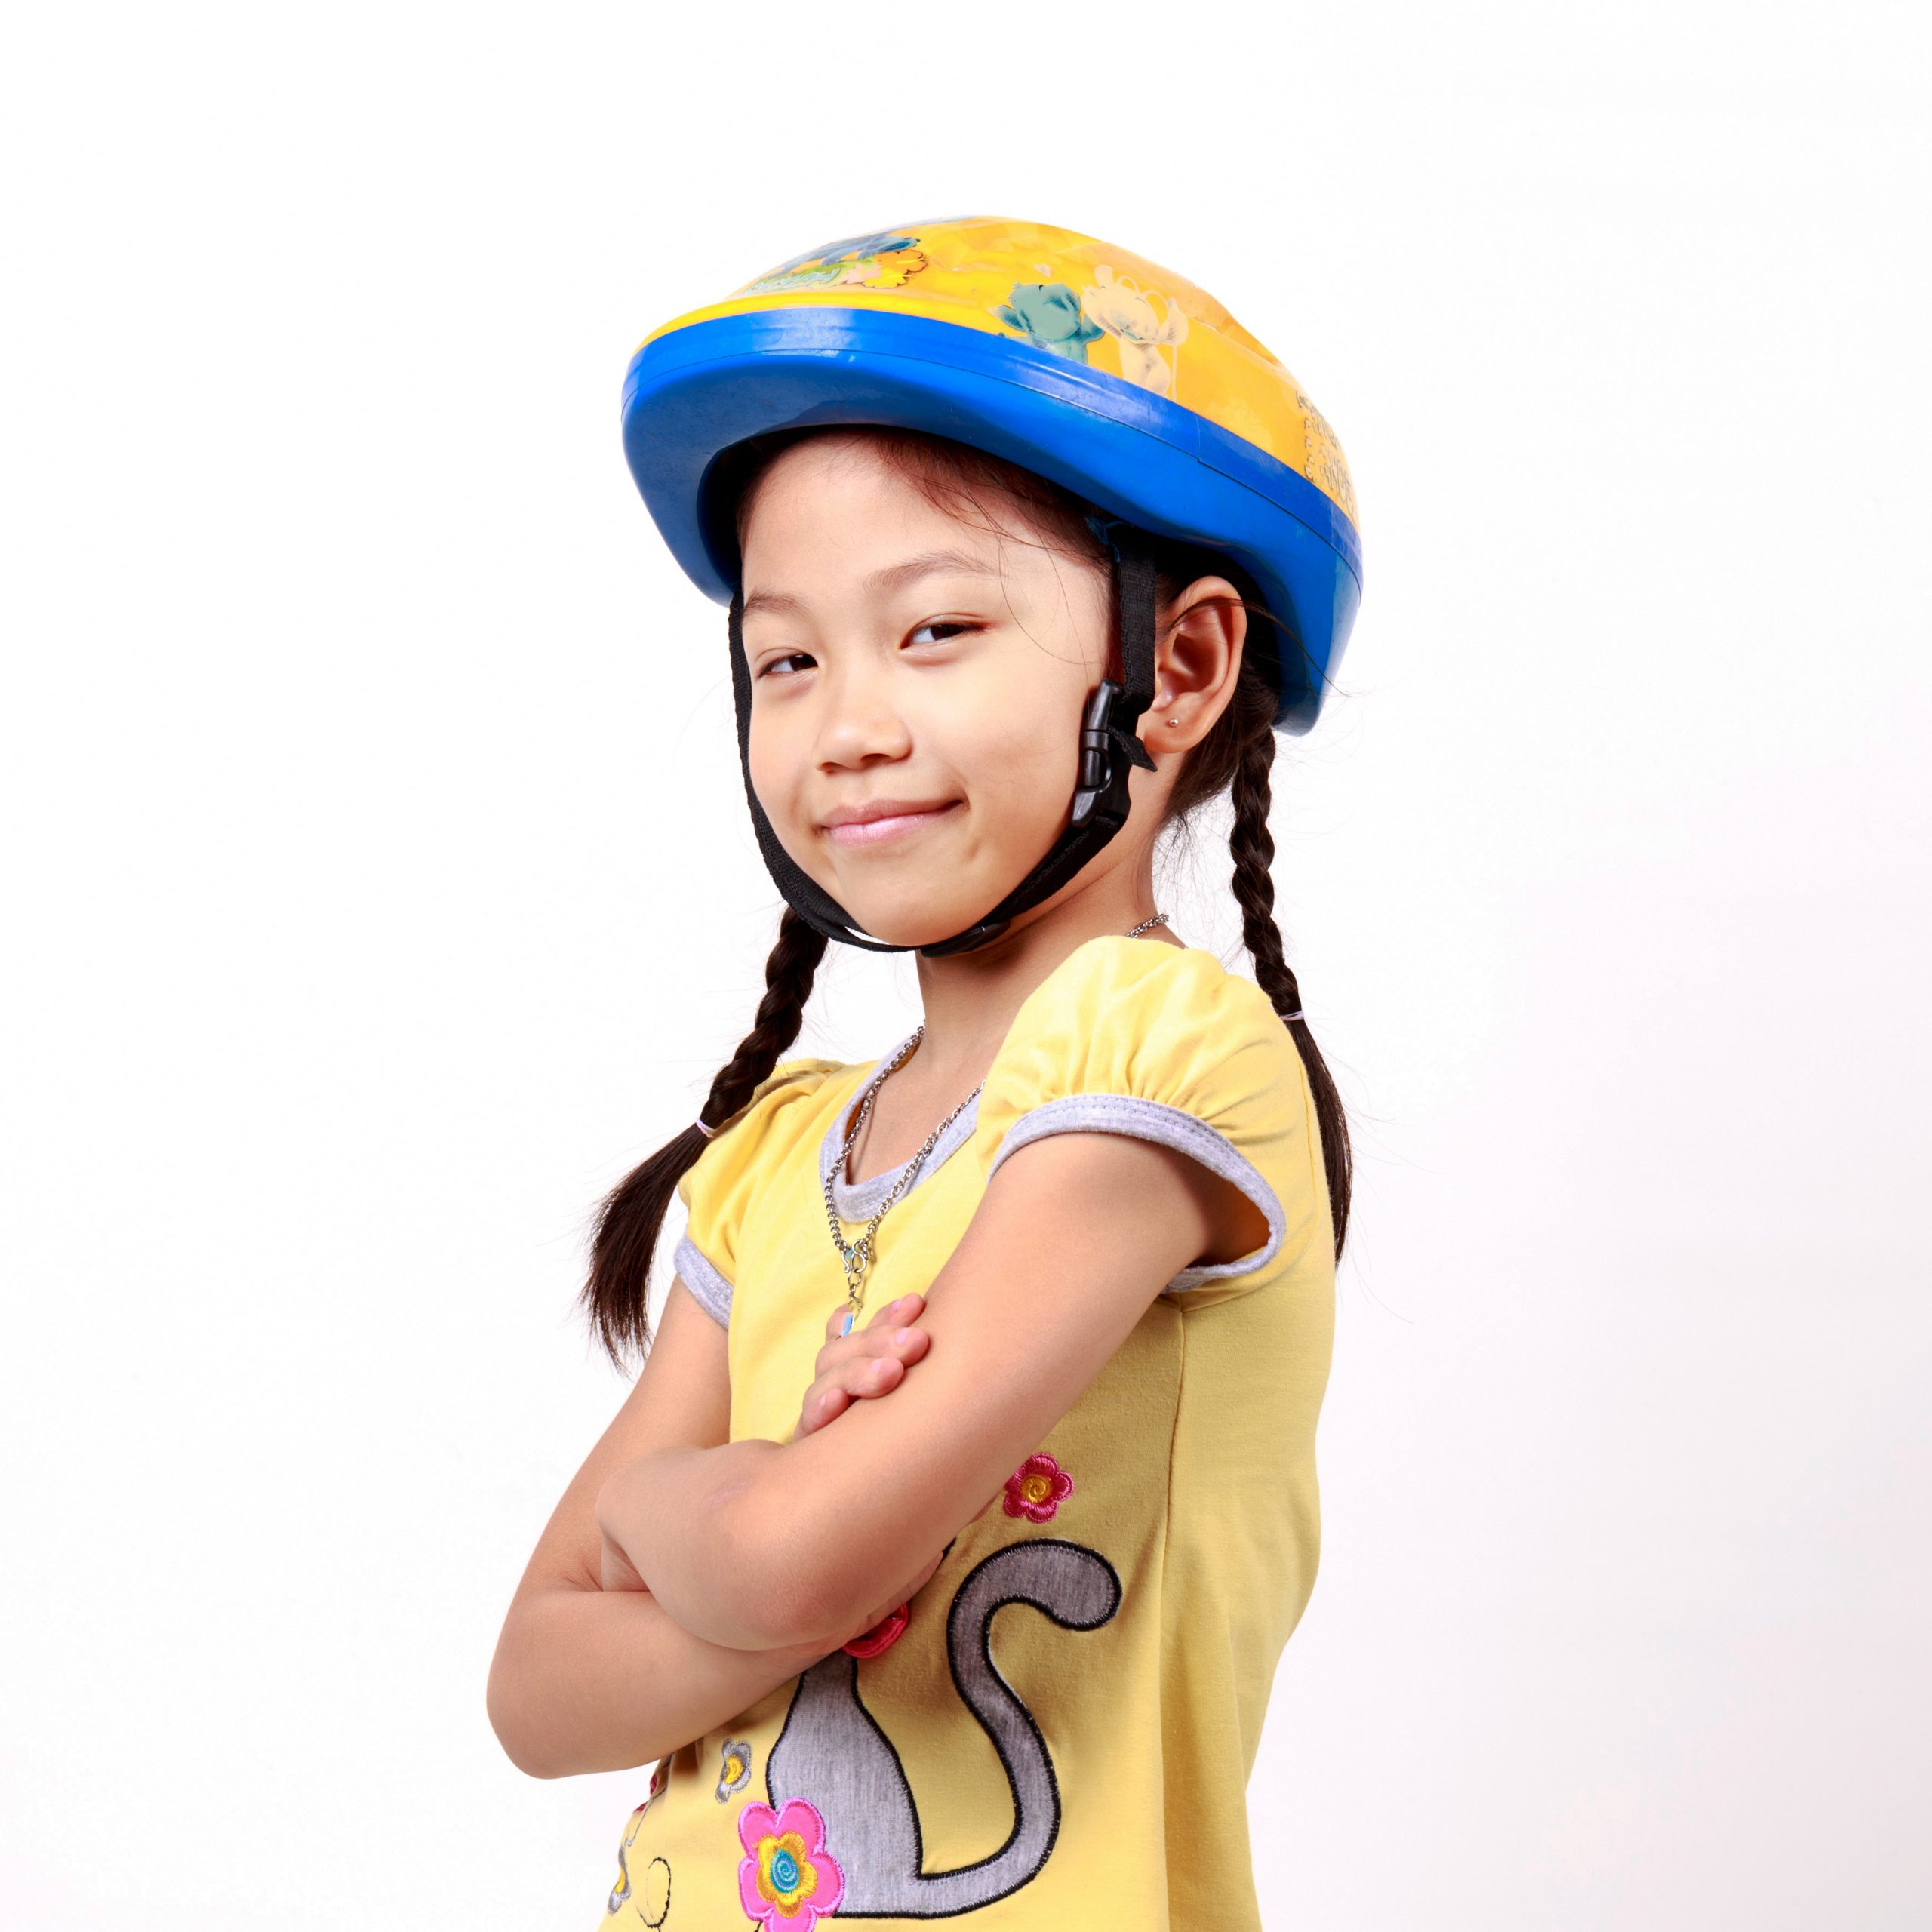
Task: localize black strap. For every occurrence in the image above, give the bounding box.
[727,517,1160,957]
[727,587,901,952]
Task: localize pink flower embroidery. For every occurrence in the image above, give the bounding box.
[737,1796,845,1930]
[843,1601,910,1658]
[1004,1451,1074,1524]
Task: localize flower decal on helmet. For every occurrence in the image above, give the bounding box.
[1003,1451,1075,1523]
[1081,264,1190,398]
[738,230,929,296]
[765,228,920,275]
[715,1737,755,1803]
[737,1797,845,1930]
[992,281,1105,363]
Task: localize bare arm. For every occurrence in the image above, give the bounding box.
[598,1131,1266,1651]
[486,1281,837,1778]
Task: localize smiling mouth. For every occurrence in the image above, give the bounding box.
[820,801,963,848]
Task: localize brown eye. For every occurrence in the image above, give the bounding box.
[758,651,816,678]
[907,621,975,648]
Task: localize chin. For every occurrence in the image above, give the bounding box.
[826,882,995,951]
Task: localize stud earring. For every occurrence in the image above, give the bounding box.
[1166,715,1180,726]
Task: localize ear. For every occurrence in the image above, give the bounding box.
[1142,577,1246,756]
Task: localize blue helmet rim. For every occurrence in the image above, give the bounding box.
[620,308,1361,733]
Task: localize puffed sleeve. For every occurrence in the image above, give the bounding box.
[976,938,1327,1305]
[672,1056,844,1327]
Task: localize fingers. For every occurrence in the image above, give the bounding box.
[792,1385,853,1441]
[794,1294,931,1442]
[793,1345,918,1438]
[813,1298,931,1384]
[866,1291,924,1330]
[849,1548,946,1641]
[823,1291,927,1343]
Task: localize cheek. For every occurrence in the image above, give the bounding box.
[943,675,1082,834]
[745,710,806,829]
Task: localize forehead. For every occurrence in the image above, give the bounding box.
[738,438,1080,610]
[742,438,980,558]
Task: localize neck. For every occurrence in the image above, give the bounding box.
[907,851,1180,1081]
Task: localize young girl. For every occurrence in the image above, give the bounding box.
[488,216,1362,1932]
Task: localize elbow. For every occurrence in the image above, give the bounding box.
[485,1644,547,1780]
[485,1616,575,1781]
[664,1444,900,1653]
[706,1488,855,1653]
[732,1587,847,1656]
[489,1706,561,1782]
[488,1684,589,1783]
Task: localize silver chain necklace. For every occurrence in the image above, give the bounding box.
[823,912,1169,1334]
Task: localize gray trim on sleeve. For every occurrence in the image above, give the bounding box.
[673,1233,733,1327]
[987,1094,1284,1291]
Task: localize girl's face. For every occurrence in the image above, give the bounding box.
[737,435,1113,949]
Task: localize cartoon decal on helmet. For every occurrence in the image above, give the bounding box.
[992,279,1106,362]
[734,233,1189,399]
[991,262,1190,395]
[737,229,931,295]
[1079,263,1191,399]
[623,213,1365,736]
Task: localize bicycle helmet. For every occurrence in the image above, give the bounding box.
[620,215,1361,955]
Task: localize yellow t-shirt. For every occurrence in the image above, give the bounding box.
[597,936,1335,1932]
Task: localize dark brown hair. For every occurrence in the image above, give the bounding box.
[579,426,1353,1369]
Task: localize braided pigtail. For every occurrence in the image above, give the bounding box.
[580,909,827,1371]
[1228,721,1355,1261]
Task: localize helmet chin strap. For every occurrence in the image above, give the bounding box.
[727,515,1160,958]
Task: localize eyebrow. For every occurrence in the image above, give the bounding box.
[740,547,1002,620]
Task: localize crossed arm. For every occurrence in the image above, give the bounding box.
[488,1128,1262,1775]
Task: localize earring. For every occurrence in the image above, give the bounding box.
[1166,715,1180,726]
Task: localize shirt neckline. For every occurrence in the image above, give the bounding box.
[815,934,1190,1222]
[818,1032,983,1222]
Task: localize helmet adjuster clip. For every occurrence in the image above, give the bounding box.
[1070,680,1155,833]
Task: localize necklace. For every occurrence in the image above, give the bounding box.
[823,911,1169,1335]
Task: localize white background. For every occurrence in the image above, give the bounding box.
[3,2,1927,1925]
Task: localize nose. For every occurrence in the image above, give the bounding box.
[814,655,912,771]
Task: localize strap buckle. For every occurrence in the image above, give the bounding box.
[1070,681,1152,832]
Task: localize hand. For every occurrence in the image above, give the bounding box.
[600,1523,648,1595]
[817,1545,950,1660]
[791,1293,932,1441]
[845,1545,946,1643]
